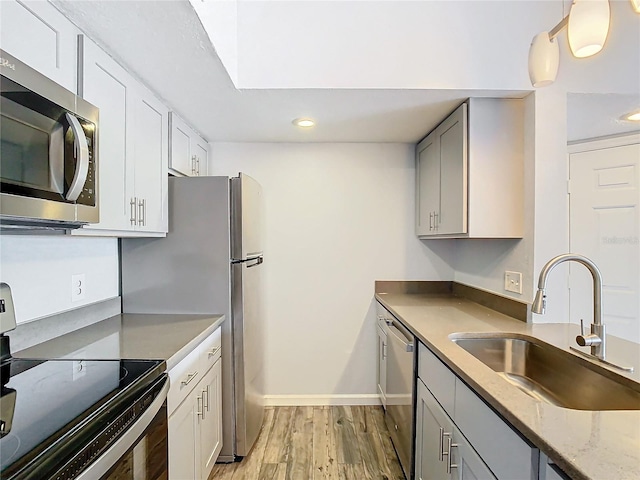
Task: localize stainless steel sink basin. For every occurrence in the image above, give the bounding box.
[451,335,640,411]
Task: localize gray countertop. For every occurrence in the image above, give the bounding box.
[15,313,225,371]
[375,292,640,480]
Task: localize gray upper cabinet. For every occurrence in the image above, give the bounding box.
[416,98,524,239]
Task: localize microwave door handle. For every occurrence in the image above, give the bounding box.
[65,113,90,202]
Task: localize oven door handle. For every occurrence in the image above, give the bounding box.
[75,378,169,480]
[65,113,90,202]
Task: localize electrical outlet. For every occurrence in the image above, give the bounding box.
[71,274,86,302]
[504,271,523,294]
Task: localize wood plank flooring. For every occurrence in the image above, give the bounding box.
[209,406,405,480]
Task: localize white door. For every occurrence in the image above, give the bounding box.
[569,140,640,343]
[199,359,223,479]
[168,394,197,480]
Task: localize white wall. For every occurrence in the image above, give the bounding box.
[210,142,453,401]
[0,236,119,324]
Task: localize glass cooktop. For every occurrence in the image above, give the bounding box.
[0,357,165,479]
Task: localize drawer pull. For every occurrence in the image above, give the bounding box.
[181,371,199,387]
[208,347,220,358]
[438,427,445,461]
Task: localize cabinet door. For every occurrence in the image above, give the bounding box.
[168,394,198,480]
[415,379,451,480]
[451,425,496,480]
[198,359,223,479]
[192,137,209,176]
[377,325,387,408]
[79,36,135,232]
[416,133,440,236]
[438,103,467,235]
[169,113,194,176]
[132,87,168,233]
[0,0,78,92]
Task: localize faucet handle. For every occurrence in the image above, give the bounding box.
[580,319,585,336]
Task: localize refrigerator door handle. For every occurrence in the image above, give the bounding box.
[246,256,263,268]
[231,256,264,268]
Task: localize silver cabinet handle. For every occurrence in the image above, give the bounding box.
[196,157,201,176]
[434,212,439,229]
[180,371,199,387]
[137,199,144,226]
[196,394,203,419]
[130,197,137,225]
[192,155,197,175]
[438,427,445,461]
[445,434,458,474]
[206,384,211,412]
[65,113,90,201]
[429,211,434,231]
[142,198,146,226]
[382,341,387,360]
[207,347,220,358]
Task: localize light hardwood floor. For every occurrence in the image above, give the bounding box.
[209,406,406,480]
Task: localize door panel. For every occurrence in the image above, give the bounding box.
[569,143,640,342]
[439,106,467,235]
[80,37,133,231]
[417,136,440,235]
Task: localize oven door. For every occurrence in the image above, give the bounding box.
[75,377,169,480]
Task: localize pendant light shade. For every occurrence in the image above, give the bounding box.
[631,0,640,13]
[528,32,560,87]
[568,0,611,58]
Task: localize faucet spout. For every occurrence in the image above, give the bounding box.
[533,254,605,359]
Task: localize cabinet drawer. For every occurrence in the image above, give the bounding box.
[199,326,222,374]
[418,342,456,417]
[168,343,203,416]
[455,379,538,480]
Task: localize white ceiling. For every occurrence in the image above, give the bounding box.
[51,0,531,143]
[51,0,638,144]
[568,93,640,142]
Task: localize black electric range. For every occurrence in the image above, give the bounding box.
[0,356,167,479]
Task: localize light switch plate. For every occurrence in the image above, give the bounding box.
[504,271,523,294]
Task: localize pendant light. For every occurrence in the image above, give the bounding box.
[528,0,612,87]
[528,32,560,87]
[568,0,611,58]
[631,0,640,13]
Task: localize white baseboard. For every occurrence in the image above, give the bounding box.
[263,394,381,407]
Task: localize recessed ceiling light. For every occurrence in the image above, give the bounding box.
[292,118,315,128]
[622,109,640,122]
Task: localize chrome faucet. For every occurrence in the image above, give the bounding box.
[532,254,606,359]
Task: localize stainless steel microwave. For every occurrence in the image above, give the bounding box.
[0,49,98,230]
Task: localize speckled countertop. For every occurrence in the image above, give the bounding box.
[376,292,640,480]
[15,313,225,370]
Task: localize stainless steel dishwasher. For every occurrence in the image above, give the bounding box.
[384,314,415,479]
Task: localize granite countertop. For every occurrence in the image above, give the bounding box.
[15,313,225,370]
[375,291,640,480]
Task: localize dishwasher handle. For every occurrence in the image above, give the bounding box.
[388,320,414,353]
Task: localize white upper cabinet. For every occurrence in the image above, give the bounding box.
[0,0,79,92]
[169,112,210,177]
[75,36,168,237]
[132,86,169,233]
[416,98,524,239]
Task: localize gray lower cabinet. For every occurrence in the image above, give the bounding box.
[416,379,495,480]
[416,342,539,480]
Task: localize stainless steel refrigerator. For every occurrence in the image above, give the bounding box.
[121,173,265,462]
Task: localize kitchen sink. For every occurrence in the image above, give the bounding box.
[450,335,640,411]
